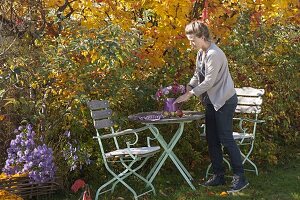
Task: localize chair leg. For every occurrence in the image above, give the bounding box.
[126,162,156,195]
[95,157,156,200]
[95,172,139,200]
[240,151,258,175]
[95,160,139,200]
[128,167,156,195]
[223,157,232,172]
[113,157,156,195]
[205,157,232,179]
[206,145,258,177]
[94,176,118,199]
[205,163,212,179]
[239,142,258,175]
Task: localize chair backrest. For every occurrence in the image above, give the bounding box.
[234,87,265,140]
[87,100,114,129]
[235,87,265,114]
[87,100,121,153]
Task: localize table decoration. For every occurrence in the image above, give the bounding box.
[154,83,186,117]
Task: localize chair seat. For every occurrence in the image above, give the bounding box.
[200,132,254,140]
[233,132,254,140]
[105,146,160,158]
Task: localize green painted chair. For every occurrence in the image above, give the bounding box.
[201,87,265,178]
[87,100,160,200]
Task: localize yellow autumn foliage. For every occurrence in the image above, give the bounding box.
[0,173,28,180]
[0,190,23,200]
[39,0,298,74]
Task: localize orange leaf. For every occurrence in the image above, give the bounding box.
[220,191,228,196]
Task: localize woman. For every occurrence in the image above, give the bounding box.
[174,21,248,193]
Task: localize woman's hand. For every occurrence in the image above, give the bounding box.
[174,91,194,104]
[186,85,193,92]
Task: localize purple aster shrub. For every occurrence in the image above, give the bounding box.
[62,130,91,171]
[2,125,35,175]
[2,124,56,183]
[28,144,56,183]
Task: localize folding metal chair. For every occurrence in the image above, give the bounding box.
[201,87,265,178]
[87,100,160,200]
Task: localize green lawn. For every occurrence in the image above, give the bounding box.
[53,156,300,200]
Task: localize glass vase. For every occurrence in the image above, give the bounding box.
[163,98,179,112]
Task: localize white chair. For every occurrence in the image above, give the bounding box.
[201,87,265,178]
[87,100,160,200]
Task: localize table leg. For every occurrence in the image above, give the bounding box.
[146,125,171,181]
[146,124,189,179]
[166,126,194,181]
[146,123,196,190]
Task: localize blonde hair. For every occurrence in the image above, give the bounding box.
[185,21,210,41]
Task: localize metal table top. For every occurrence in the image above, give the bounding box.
[128,111,204,124]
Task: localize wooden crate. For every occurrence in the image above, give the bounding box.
[0,176,60,199]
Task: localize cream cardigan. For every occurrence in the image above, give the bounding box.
[189,43,236,111]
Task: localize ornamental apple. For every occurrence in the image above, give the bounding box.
[170,112,176,117]
[176,110,183,117]
[162,111,170,117]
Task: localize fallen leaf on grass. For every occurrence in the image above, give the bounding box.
[205,188,215,196]
[159,189,168,197]
[220,191,228,196]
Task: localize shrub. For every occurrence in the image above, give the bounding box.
[2,124,55,183]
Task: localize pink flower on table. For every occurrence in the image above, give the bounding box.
[154,83,186,101]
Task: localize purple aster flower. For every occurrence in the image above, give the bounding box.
[17,150,23,157]
[27,124,33,131]
[15,137,20,144]
[10,140,16,146]
[64,130,71,138]
[70,163,77,171]
[38,135,43,142]
[18,126,23,131]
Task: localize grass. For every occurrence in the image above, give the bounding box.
[52,156,300,200]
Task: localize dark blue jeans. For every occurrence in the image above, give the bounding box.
[205,94,244,176]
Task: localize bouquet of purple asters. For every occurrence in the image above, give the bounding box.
[154,83,186,101]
